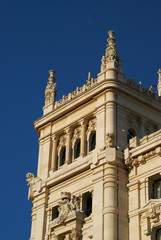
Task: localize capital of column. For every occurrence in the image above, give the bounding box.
[64,126,72,136]
[78,118,87,126]
[52,134,58,142]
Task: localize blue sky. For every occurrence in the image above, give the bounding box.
[0,0,161,239]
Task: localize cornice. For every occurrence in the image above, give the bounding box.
[34,78,161,135]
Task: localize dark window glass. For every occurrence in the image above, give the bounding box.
[52,206,59,220]
[82,192,92,217]
[75,140,80,159]
[86,196,92,217]
[60,147,66,166]
[89,132,96,152]
[153,180,161,199]
[127,128,136,144]
[156,228,161,240]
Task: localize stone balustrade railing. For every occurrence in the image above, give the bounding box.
[53,76,160,111]
[54,78,98,110]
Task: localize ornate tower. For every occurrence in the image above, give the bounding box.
[27,31,161,240]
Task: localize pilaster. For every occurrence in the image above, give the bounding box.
[50,135,58,172]
[103,164,118,240]
[65,127,72,164]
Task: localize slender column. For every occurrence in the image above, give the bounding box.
[106,91,116,136]
[50,135,58,171]
[103,165,117,240]
[80,119,86,157]
[65,127,72,164]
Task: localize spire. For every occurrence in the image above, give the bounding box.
[45,70,57,106]
[157,69,161,96]
[100,31,122,74]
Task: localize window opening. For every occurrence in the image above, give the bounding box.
[75,139,80,159]
[52,206,59,220]
[82,192,92,217]
[89,132,96,152]
[60,147,66,166]
[127,128,136,144]
[153,179,161,199]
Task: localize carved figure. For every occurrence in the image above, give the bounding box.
[106,133,115,148]
[45,70,57,105]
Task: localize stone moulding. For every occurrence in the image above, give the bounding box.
[51,76,160,114]
[139,199,161,236]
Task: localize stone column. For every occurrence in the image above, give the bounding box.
[103,165,117,240]
[65,128,72,164]
[50,135,58,171]
[106,91,116,141]
[80,120,86,157]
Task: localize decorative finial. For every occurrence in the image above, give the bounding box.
[157,69,161,96]
[158,69,161,82]
[48,70,56,83]
[88,72,91,81]
[45,70,57,106]
[106,30,117,61]
[108,30,115,39]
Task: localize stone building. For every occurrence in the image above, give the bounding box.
[27,31,161,240]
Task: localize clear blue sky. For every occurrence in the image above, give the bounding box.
[0,0,161,239]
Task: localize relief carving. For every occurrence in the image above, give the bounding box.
[54,192,81,225]
[86,119,96,139]
[106,133,115,148]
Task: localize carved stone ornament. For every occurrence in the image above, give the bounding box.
[105,30,117,62]
[72,128,81,145]
[86,119,96,138]
[58,135,66,148]
[106,133,115,148]
[54,192,81,225]
[26,173,42,200]
[125,147,161,170]
[140,200,161,236]
[45,70,57,106]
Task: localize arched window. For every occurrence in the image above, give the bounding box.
[60,147,66,166]
[127,128,136,144]
[89,131,96,152]
[74,139,80,159]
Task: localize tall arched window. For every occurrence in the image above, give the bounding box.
[89,131,96,152]
[60,147,66,166]
[74,139,81,159]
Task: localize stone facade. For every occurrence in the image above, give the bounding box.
[27,31,161,240]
